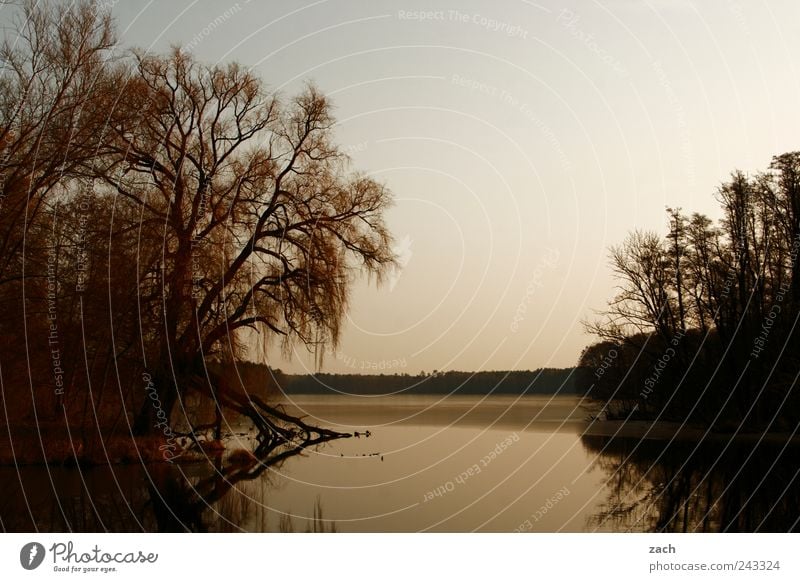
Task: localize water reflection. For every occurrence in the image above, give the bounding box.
[582,434,800,532]
[5,396,797,532]
[0,437,342,533]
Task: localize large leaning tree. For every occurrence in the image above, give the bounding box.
[97,49,395,444]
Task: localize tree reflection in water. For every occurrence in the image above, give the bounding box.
[0,434,342,532]
[582,434,800,532]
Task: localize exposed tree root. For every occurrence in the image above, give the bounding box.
[182,369,352,457]
[149,427,348,531]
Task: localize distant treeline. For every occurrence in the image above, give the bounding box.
[271,367,582,396]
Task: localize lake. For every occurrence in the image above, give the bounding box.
[2,395,798,532]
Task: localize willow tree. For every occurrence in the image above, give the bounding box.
[99,50,394,441]
[0,0,118,279]
[0,0,121,421]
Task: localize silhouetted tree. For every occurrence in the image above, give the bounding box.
[585,154,800,428]
[0,0,117,279]
[0,1,123,425]
[0,3,395,457]
[95,50,394,437]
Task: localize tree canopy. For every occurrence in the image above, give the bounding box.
[582,153,800,428]
[0,1,395,459]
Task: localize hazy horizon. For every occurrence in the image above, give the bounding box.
[109,0,800,374]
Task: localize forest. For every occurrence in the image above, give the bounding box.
[274,367,582,396]
[0,1,396,463]
[580,154,800,431]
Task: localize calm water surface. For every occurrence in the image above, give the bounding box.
[2,395,798,532]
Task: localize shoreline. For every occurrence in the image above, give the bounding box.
[581,419,800,444]
[3,394,798,466]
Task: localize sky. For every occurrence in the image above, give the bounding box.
[108,0,800,374]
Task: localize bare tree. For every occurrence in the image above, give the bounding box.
[585,154,800,426]
[97,50,395,439]
[586,230,674,342]
[0,0,118,280]
[666,207,687,332]
[0,1,122,423]
[768,153,800,300]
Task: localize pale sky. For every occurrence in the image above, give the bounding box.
[110,0,800,374]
